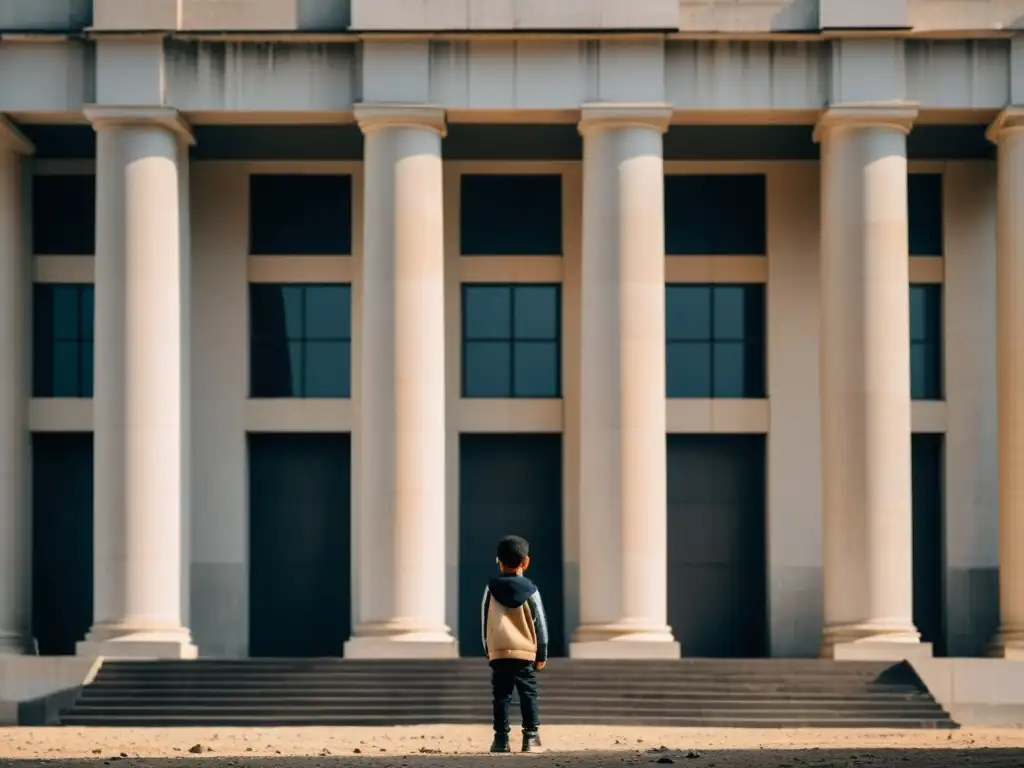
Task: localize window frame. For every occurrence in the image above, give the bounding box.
[32,282,94,398]
[461,283,562,399]
[910,283,944,401]
[248,173,354,257]
[664,173,768,257]
[665,283,767,399]
[248,282,353,399]
[458,173,564,257]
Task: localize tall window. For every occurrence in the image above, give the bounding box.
[910,284,943,400]
[249,284,351,398]
[249,174,352,255]
[665,175,767,255]
[33,175,95,255]
[462,284,560,398]
[909,174,943,257]
[33,284,93,397]
[460,175,562,255]
[666,284,766,398]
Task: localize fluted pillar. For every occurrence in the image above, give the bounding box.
[569,103,679,659]
[77,107,196,659]
[345,104,456,659]
[987,108,1024,660]
[0,118,33,655]
[815,105,926,659]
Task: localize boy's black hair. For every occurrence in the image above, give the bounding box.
[497,535,530,568]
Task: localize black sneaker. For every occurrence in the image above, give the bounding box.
[489,732,511,753]
[521,731,542,753]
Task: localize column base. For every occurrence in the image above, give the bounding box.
[821,622,930,661]
[344,624,458,659]
[986,629,1024,660]
[0,631,30,655]
[570,624,680,659]
[77,625,198,660]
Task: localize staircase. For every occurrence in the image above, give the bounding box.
[58,659,958,728]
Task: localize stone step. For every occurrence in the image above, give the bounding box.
[58,659,957,729]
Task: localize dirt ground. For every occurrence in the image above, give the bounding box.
[1,726,1024,767]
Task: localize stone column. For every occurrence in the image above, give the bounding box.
[815,105,926,660]
[987,108,1024,659]
[345,104,456,659]
[0,118,33,655]
[570,103,680,659]
[77,107,196,659]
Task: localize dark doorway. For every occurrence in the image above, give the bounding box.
[912,433,946,656]
[32,432,93,655]
[667,434,767,658]
[459,434,563,657]
[248,433,351,657]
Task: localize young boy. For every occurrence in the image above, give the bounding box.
[480,534,549,753]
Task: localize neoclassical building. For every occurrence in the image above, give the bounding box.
[1,1,1024,713]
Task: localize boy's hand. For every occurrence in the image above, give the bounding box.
[535,661,546,671]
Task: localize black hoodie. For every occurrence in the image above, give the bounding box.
[481,574,550,663]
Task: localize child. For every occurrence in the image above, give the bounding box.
[480,534,549,753]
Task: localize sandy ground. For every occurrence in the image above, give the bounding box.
[1,726,1024,767]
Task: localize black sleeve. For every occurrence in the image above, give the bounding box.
[527,590,549,663]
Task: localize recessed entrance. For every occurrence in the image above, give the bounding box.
[667,434,768,658]
[248,433,351,658]
[459,433,564,657]
[32,432,93,656]
[912,433,946,656]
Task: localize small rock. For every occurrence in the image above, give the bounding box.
[92,749,102,755]
[320,748,332,756]
[656,759,675,765]
[353,748,362,754]
[686,751,701,759]
[188,744,205,754]
[120,753,128,758]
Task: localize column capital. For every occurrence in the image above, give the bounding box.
[813,102,919,144]
[83,106,195,146]
[354,103,447,138]
[987,107,1024,144]
[578,102,673,135]
[0,115,33,155]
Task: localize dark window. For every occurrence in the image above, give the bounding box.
[249,175,352,255]
[909,174,943,256]
[666,284,766,398]
[665,175,766,255]
[33,175,95,255]
[460,175,562,255]
[910,284,943,400]
[33,283,93,397]
[463,284,560,398]
[250,284,351,398]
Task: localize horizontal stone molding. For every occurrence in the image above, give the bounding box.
[813,102,920,143]
[578,103,674,135]
[354,103,446,137]
[83,106,196,145]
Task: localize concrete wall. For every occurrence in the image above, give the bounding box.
[26,156,999,659]
[0,35,1016,119]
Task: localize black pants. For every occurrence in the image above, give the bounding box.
[490,659,540,734]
